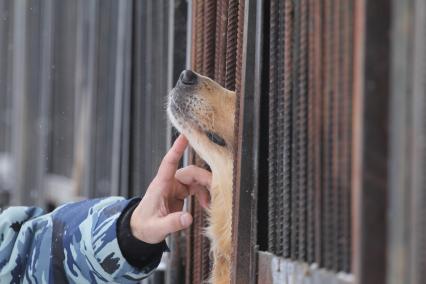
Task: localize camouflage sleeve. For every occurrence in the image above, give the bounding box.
[0,197,161,283]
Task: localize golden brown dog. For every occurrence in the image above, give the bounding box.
[168,70,235,284]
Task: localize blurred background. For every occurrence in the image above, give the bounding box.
[1,0,426,284]
[0,0,188,210]
[0,1,188,282]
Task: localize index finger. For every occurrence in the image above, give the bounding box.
[156,134,188,180]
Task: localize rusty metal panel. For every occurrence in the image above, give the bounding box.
[214,0,229,86]
[203,0,217,78]
[187,0,246,282]
[188,1,212,282]
[307,0,320,265]
[267,0,355,274]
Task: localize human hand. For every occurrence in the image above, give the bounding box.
[130,135,212,244]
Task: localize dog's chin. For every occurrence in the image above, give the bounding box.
[167,102,201,139]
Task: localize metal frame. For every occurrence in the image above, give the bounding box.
[352,0,391,283]
[231,0,263,283]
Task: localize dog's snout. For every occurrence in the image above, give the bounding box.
[179,70,197,85]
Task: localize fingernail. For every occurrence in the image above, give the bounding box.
[180,213,192,227]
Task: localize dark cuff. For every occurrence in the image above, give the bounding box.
[117,198,169,269]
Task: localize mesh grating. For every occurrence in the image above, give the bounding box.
[203,0,217,78]
[189,0,354,277]
[189,2,211,283]
[214,0,229,86]
[306,0,318,265]
[267,0,279,254]
[267,0,354,273]
[188,0,244,282]
[225,0,239,90]
[282,0,294,260]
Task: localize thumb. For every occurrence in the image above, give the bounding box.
[159,212,193,236]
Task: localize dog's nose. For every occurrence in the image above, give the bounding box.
[179,70,197,85]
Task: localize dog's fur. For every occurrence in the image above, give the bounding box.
[168,71,235,284]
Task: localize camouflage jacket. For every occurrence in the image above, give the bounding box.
[0,197,165,283]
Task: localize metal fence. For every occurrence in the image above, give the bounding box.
[1,0,426,284]
[0,0,188,282]
[0,0,186,207]
[186,0,426,284]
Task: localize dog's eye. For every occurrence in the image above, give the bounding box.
[206,131,226,147]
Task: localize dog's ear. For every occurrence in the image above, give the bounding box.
[206,131,226,147]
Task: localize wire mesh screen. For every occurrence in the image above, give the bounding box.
[187,0,244,282]
[267,0,354,273]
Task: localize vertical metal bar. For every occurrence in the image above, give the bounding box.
[203,0,216,78]
[184,3,193,283]
[111,0,133,196]
[186,0,193,70]
[351,0,364,276]
[225,0,238,90]
[290,0,300,261]
[339,0,354,273]
[129,0,144,197]
[386,0,414,281]
[193,0,204,72]
[74,0,98,198]
[11,0,27,205]
[306,0,318,264]
[297,0,308,262]
[231,0,262,283]
[214,0,228,85]
[0,0,12,153]
[282,0,293,259]
[110,0,124,196]
[37,0,54,207]
[93,0,116,197]
[166,0,176,148]
[409,0,426,282]
[267,0,278,255]
[331,0,341,271]
[166,1,189,281]
[118,0,133,198]
[322,0,335,270]
[313,0,324,267]
[189,1,212,282]
[352,0,390,283]
[10,0,55,207]
[0,0,14,206]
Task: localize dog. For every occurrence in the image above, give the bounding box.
[168,70,236,284]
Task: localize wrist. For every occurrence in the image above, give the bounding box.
[117,199,169,269]
[129,206,144,241]
[130,205,164,244]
